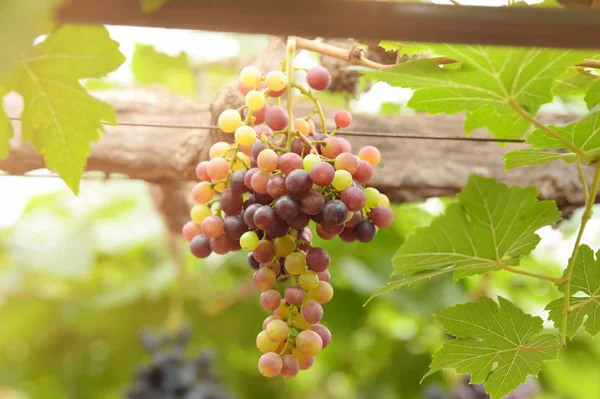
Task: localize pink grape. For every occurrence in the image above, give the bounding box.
[316,224,337,240]
[279,152,303,176]
[195,161,210,181]
[285,285,305,305]
[296,330,323,356]
[310,162,335,186]
[301,300,323,324]
[353,160,374,183]
[253,267,276,291]
[260,289,282,312]
[345,211,362,228]
[255,125,274,137]
[339,227,356,242]
[251,170,272,194]
[358,145,381,167]
[341,186,366,212]
[201,216,225,238]
[207,157,229,181]
[280,354,300,379]
[300,191,325,215]
[308,324,332,348]
[244,167,259,190]
[182,221,202,242]
[258,352,282,377]
[253,240,276,263]
[266,106,289,131]
[210,234,233,254]
[237,79,252,95]
[334,110,352,128]
[257,149,279,172]
[253,103,268,125]
[267,175,287,198]
[370,206,395,228]
[306,66,331,91]
[316,269,331,283]
[334,153,358,173]
[306,247,330,272]
[321,137,345,159]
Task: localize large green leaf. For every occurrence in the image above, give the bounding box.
[378,41,430,57]
[392,175,561,281]
[504,149,575,170]
[546,244,600,339]
[586,79,600,108]
[553,67,598,98]
[0,0,63,80]
[131,44,197,96]
[429,296,559,399]
[361,46,589,139]
[12,25,125,193]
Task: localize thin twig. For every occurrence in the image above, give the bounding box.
[496,261,565,284]
[577,157,590,205]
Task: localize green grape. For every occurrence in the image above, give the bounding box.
[302,153,321,171]
[218,109,242,133]
[299,270,320,291]
[284,252,306,275]
[274,235,296,257]
[235,125,257,146]
[190,204,212,224]
[365,187,381,208]
[246,90,266,111]
[265,319,289,343]
[256,330,279,353]
[331,170,353,191]
[379,193,390,206]
[240,231,259,251]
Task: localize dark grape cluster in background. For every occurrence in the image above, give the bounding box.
[126,326,229,399]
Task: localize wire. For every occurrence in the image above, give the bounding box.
[6,117,526,143]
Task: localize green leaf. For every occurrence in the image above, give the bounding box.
[392,175,561,281]
[14,25,125,194]
[131,44,197,96]
[378,41,429,57]
[546,244,600,338]
[0,87,12,159]
[504,149,575,170]
[361,46,589,140]
[585,79,600,108]
[429,296,560,399]
[141,0,169,12]
[365,269,453,305]
[0,0,64,80]
[553,67,597,98]
[526,111,600,156]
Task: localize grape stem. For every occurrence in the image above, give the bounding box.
[292,83,328,136]
[295,129,318,154]
[285,36,297,152]
[224,143,241,187]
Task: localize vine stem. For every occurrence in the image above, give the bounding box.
[577,158,590,204]
[561,160,600,345]
[285,36,296,152]
[292,83,327,135]
[496,261,565,284]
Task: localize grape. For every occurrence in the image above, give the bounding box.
[253,240,276,263]
[190,234,212,258]
[309,162,335,186]
[341,186,366,212]
[251,170,272,194]
[240,65,262,88]
[182,221,202,242]
[311,281,334,304]
[243,203,261,229]
[299,270,320,291]
[345,211,362,228]
[207,157,229,181]
[306,66,331,91]
[253,205,278,231]
[210,142,232,159]
[334,152,358,173]
[280,354,300,379]
[300,191,325,215]
[354,220,376,243]
[308,324,331,349]
[265,319,289,343]
[224,215,248,240]
[262,315,281,330]
[220,188,243,215]
[358,145,381,167]
[273,234,296,257]
[253,267,276,291]
[257,149,279,172]
[248,253,261,270]
[292,312,312,330]
[244,167,259,190]
[323,223,345,236]
[292,348,314,371]
[322,200,348,226]
[258,352,282,378]
[316,224,337,240]
[284,252,306,275]
[235,125,256,146]
[274,301,290,318]
[255,125,274,138]
[296,330,323,356]
[353,160,374,183]
[370,206,394,228]
[251,141,265,159]
[237,78,252,95]
[201,216,225,238]
[379,193,391,206]
[233,151,250,171]
[265,70,287,92]
[321,137,345,159]
[316,269,331,283]
[195,161,211,181]
[246,90,266,111]
[285,169,313,196]
[266,106,289,131]
[268,219,289,238]
[301,300,323,324]
[240,231,259,251]
[365,187,381,208]
[267,175,287,198]
[339,227,356,242]
[218,109,242,133]
[210,234,232,254]
[254,192,274,205]
[287,211,310,230]
[306,247,331,273]
[302,153,321,171]
[264,259,282,276]
[260,289,281,312]
[311,211,324,224]
[230,170,247,195]
[279,152,303,176]
[332,170,353,191]
[334,110,352,128]
[256,331,279,353]
[294,118,310,135]
[291,138,311,156]
[253,103,268,125]
[274,196,299,220]
[285,285,305,306]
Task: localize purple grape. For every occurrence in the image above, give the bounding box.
[306,247,330,272]
[210,234,232,255]
[220,188,243,215]
[340,187,366,212]
[310,162,335,186]
[322,223,344,235]
[300,191,325,216]
[354,220,376,243]
[285,169,313,196]
[190,234,212,258]
[254,240,276,263]
[269,219,289,238]
[370,206,394,228]
[230,170,247,195]
[251,141,265,159]
[274,196,299,220]
[266,106,289,131]
[287,212,310,230]
[248,252,260,269]
[253,205,278,231]
[267,175,287,198]
[223,215,248,240]
[254,192,274,205]
[243,203,261,229]
[322,200,348,226]
[345,211,362,228]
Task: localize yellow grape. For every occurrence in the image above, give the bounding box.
[332,170,353,191]
[218,109,242,133]
[311,281,334,304]
[294,118,310,135]
[299,270,320,291]
[232,152,251,171]
[209,141,231,159]
[302,153,320,171]
[365,187,380,208]
[240,66,262,88]
[240,231,259,251]
[245,90,266,111]
[292,312,312,329]
[275,301,290,318]
[265,70,287,92]
[235,125,257,146]
[213,180,226,193]
[284,252,307,275]
[265,319,289,343]
[190,204,211,224]
[379,193,390,206]
[256,331,279,353]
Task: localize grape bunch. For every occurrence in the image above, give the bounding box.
[182,61,394,378]
[126,327,229,399]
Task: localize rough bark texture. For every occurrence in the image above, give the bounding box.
[1,88,592,233]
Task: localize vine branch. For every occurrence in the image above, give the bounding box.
[496,261,565,284]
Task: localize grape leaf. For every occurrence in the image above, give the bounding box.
[13,25,125,193]
[131,44,197,96]
[0,0,63,80]
[525,110,600,157]
[360,46,589,139]
[141,0,170,12]
[504,149,575,170]
[546,244,600,338]
[585,79,600,108]
[365,269,453,305]
[378,41,430,57]
[553,67,597,98]
[428,296,559,399]
[392,175,561,281]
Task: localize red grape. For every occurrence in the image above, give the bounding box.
[334,110,352,128]
[306,66,331,91]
